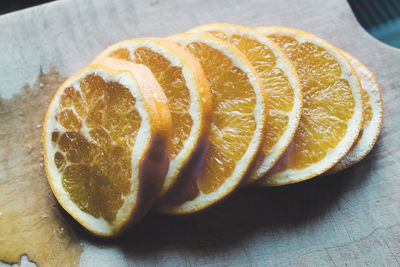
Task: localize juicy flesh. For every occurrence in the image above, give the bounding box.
[53,74,141,222]
[268,35,355,169]
[361,89,372,128]
[350,88,372,148]
[185,42,257,194]
[207,31,294,154]
[109,47,192,160]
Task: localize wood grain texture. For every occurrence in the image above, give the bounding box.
[0,0,399,266]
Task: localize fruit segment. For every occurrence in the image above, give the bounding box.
[157,34,266,214]
[256,27,363,186]
[188,23,302,181]
[53,75,140,221]
[109,46,192,159]
[43,57,171,236]
[96,38,212,196]
[329,50,383,173]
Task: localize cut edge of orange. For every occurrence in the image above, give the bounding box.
[187,23,303,183]
[328,50,383,174]
[95,38,212,197]
[157,33,267,214]
[255,26,363,186]
[43,57,171,236]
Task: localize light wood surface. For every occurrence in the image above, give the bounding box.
[1,0,399,266]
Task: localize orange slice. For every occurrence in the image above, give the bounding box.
[95,38,212,198]
[188,23,302,183]
[157,33,267,214]
[329,50,383,173]
[43,57,171,236]
[255,27,363,186]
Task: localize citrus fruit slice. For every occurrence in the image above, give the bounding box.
[255,26,363,186]
[43,57,171,236]
[95,38,212,198]
[188,23,302,183]
[157,33,267,214]
[328,50,383,174]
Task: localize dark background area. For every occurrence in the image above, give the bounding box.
[348,0,400,48]
[0,0,54,15]
[0,0,399,47]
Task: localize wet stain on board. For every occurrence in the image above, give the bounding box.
[0,67,83,266]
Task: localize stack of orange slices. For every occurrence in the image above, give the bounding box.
[43,23,382,236]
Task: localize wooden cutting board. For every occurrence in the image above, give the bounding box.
[1,0,399,266]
